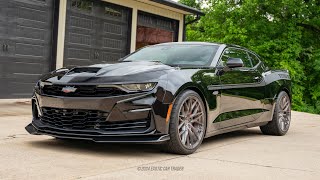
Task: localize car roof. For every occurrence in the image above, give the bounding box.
[154,42,223,46]
[153,42,257,52]
[154,42,246,49]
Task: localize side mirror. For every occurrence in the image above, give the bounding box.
[226,58,244,68]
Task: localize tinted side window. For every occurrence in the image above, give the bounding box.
[248,52,260,67]
[219,48,252,68]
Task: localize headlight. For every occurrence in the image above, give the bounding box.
[121,83,157,92]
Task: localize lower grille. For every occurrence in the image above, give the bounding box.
[40,107,150,132]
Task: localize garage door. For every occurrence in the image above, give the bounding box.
[0,0,54,98]
[64,0,131,67]
[136,11,179,49]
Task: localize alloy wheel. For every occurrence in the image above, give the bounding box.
[178,96,205,149]
[278,94,291,132]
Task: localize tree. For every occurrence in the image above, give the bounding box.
[180,0,320,113]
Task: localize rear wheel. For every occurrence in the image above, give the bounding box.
[260,91,291,136]
[162,90,206,155]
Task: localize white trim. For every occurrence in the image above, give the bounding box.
[102,0,185,20]
[178,14,184,41]
[130,8,138,52]
[55,0,67,69]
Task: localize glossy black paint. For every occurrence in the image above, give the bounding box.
[215,109,267,122]
[26,42,291,143]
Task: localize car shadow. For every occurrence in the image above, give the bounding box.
[27,128,263,156]
[203,128,263,144]
[27,138,167,156]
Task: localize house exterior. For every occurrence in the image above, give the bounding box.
[0,0,202,98]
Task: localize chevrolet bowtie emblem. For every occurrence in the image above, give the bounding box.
[61,86,77,93]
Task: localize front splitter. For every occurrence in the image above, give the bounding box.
[25,123,170,143]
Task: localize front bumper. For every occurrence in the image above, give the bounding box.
[26,91,172,143]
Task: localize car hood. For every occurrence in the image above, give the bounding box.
[89,61,173,76]
[42,61,175,84]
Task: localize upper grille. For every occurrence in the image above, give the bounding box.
[40,107,150,132]
[42,85,127,97]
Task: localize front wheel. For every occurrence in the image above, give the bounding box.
[260,91,291,136]
[162,90,207,155]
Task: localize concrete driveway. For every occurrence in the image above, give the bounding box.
[0,111,319,180]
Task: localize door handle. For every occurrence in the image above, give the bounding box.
[5,44,8,51]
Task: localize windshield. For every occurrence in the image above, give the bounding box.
[123,44,219,67]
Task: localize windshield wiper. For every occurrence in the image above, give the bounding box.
[149,60,163,63]
[122,60,169,66]
[166,64,214,69]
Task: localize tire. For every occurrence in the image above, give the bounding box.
[260,91,291,136]
[162,90,207,155]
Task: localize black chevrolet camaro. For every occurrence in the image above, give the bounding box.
[26,42,291,154]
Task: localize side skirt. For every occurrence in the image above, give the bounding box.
[204,121,268,138]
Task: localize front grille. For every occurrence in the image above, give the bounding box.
[40,107,150,132]
[42,85,127,97]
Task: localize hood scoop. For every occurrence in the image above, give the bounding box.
[67,67,101,75]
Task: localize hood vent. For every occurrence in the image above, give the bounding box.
[67,67,101,75]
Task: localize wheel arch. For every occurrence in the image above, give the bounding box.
[174,83,208,110]
[173,84,209,132]
[270,79,292,102]
[275,82,291,102]
[281,87,291,102]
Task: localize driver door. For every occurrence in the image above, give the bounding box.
[216,48,265,129]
